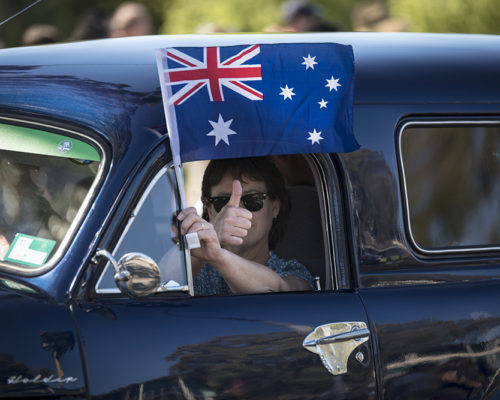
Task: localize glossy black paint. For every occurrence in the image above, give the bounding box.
[0,288,85,398]
[73,292,374,399]
[1,32,500,399]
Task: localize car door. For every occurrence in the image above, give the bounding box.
[71,154,377,399]
[343,112,500,399]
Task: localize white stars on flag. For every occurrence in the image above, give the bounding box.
[326,76,341,92]
[274,53,345,146]
[308,129,323,145]
[302,54,317,70]
[279,85,295,100]
[204,49,346,150]
[207,114,236,146]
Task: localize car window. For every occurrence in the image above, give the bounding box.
[96,166,188,294]
[0,122,101,271]
[400,122,500,252]
[183,155,328,293]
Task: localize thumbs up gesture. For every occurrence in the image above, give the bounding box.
[213,179,253,247]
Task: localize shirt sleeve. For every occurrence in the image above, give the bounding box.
[268,253,315,289]
[194,264,231,296]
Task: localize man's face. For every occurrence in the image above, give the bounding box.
[208,172,280,253]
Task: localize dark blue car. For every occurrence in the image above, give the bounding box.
[1,32,500,399]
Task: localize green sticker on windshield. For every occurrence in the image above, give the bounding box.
[0,123,100,161]
[5,234,56,267]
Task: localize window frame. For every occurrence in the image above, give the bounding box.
[398,118,500,256]
[93,153,344,298]
[0,116,107,276]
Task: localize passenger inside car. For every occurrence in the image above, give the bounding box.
[176,157,314,296]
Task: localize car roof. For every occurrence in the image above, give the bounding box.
[3,32,500,98]
[1,32,499,142]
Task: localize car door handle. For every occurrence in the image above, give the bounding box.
[303,322,370,375]
[303,327,370,347]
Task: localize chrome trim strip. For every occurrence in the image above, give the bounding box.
[398,119,500,255]
[0,116,107,276]
[311,153,338,290]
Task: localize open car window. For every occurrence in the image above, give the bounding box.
[183,155,330,293]
[0,122,102,273]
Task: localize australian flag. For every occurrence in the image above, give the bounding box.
[156,42,358,163]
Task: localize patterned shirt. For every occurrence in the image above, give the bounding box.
[194,251,314,296]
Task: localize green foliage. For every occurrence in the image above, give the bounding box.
[2,0,498,48]
[159,0,368,34]
[389,0,500,34]
[315,0,369,31]
[160,0,282,33]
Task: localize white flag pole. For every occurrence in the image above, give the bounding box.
[155,49,200,254]
[155,49,186,206]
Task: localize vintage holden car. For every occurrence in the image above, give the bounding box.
[1,32,500,399]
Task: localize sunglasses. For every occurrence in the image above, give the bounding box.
[206,192,269,213]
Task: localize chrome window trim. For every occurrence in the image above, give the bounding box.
[398,119,500,255]
[0,116,106,276]
[95,164,192,295]
[309,154,338,290]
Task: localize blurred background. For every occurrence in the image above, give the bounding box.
[0,0,499,48]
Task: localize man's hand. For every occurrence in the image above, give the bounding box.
[212,180,252,247]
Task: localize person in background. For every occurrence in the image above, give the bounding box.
[176,157,314,296]
[108,2,154,37]
[278,0,340,32]
[70,9,109,41]
[351,1,409,32]
[22,24,61,46]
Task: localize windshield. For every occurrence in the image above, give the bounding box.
[0,122,101,270]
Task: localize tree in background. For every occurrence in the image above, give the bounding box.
[388,0,500,34]
[158,0,365,34]
[2,0,499,48]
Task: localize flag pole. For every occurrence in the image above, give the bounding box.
[156,49,198,296]
[155,49,187,209]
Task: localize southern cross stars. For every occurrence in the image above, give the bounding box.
[279,85,295,100]
[302,54,318,70]
[207,114,236,146]
[318,99,328,108]
[326,76,341,92]
[308,129,323,145]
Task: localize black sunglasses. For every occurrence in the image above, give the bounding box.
[206,192,269,213]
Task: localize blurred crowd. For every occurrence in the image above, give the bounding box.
[7,0,409,47]
[19,2,154,46]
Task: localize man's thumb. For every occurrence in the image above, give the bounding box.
[227,179,242,207]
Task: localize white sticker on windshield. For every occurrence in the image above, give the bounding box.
[5,234,56,267]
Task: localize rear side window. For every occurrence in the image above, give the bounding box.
[400,122,500,253]
[0,122,101,271]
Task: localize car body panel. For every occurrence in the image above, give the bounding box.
[0,288,86,398]
[73,293,375,399]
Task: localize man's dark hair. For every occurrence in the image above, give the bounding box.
[201,157,290,250]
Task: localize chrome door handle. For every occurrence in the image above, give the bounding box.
[303,327,370,347]
[303,322,370,375]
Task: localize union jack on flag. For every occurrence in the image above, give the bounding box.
[164,45,263,105]
[156,42,358,163]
